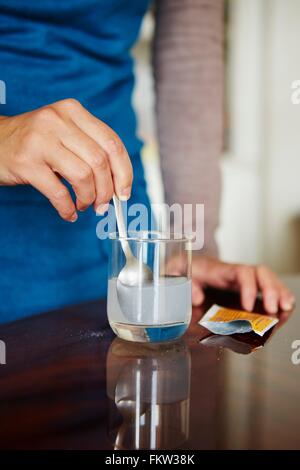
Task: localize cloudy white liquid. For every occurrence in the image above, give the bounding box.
[107,276,192,327]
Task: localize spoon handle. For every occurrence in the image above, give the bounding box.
[113,195,133,260]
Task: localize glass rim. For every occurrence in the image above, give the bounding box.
[108,230,194,243]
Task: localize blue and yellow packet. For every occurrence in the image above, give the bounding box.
[199,304,278,337]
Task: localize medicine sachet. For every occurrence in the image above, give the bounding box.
[199,304,278,337]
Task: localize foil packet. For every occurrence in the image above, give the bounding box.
[199,304,278,337]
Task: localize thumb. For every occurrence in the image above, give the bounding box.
[192,280,205,306]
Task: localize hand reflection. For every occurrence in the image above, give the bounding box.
[106,339,191,450]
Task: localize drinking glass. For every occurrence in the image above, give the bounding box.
[107,231,192,343]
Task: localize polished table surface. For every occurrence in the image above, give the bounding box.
[0,276,300,450]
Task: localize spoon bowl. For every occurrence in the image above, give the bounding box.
[117,256,153,287]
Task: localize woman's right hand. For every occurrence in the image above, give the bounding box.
[0,99,133,221]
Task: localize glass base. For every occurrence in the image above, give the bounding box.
[110,321,189,343]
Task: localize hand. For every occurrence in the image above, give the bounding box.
[193,256,296,313]
[169,254,295,314]
[0,99,133,221]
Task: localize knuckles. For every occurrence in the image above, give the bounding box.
[55,98,82,113]
[257,264,269,273]
[33,106,58,124]
[52,187,70,201]
[9,99,132,212]
[265,288,278,298]
[13,106,60,163]
[91,153,109,171]
[73,165,93,183]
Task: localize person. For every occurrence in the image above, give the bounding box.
[0,0,294,324]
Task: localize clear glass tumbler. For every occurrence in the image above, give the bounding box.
[107,231,192,343]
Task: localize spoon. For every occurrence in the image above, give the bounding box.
[113,195,153,287]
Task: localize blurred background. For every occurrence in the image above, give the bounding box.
[132,0,300,274]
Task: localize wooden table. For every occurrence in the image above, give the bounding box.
[0,276,299,450]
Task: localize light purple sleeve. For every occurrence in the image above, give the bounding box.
[153,0,224,255]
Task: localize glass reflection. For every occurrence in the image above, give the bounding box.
[106,339,191,450]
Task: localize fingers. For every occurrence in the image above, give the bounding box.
[171,254,296,314]
[2,100,133,221]
[47,145,96,212]
[56,99,133,200]
[59,123,114,211]
[235,265,258,312]
[192,280,205,306]
[256,265,280,313]
[27,164,77,222]
[180,254,295,315]
[279,287,295,311]
[104,138,133,200]
[257,265,295,313]
[191,255,238,291]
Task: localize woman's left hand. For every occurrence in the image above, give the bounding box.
[191,256,295,313]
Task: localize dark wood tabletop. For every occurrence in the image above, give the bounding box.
[0,276,300,450]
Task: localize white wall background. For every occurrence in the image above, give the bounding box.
[218,0,300,272]
[262,0,300,273]
[133,0,300,274]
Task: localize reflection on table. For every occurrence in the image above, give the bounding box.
[106,339,191,450]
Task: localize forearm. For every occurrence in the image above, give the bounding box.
[153,0,224,255]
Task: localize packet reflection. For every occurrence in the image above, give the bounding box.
[199,304,278,337]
